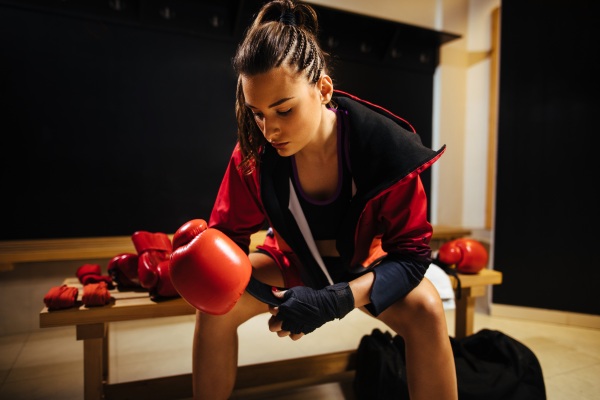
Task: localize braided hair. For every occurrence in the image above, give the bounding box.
[232,0,332,174]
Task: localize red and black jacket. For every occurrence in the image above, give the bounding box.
[209,91,445,315]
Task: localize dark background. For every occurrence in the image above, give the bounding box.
[493,0,599,315]
[0,0,456,241]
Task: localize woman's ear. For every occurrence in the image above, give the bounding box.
[318,75,334,104]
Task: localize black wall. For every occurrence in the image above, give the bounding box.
[493,0,599,315]
[0,0,457,241]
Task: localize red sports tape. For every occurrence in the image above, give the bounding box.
[82,282,111,307]
[43,285,79,310]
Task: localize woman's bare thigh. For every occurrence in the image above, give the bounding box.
[249,251,286,288]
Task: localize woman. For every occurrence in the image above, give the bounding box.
[193,0,457,398]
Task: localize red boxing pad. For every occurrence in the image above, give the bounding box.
[438,238,489,274]
[170,219,252,315]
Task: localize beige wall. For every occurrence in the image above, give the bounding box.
[306,0,439,29]
[308,0,501,231]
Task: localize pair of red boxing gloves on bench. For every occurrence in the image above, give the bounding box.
[107,220,256,307]
[106,219,267,313]
[108,230,178,298]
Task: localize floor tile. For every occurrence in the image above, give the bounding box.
[4,327,82,383]
[544,363,600,400]
[0,372,82,400]
[0,333,28,371]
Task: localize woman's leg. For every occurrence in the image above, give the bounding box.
[192,252,284,400]
[367,277,458,400]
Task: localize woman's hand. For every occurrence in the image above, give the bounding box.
[266,283,354,337]
[268,301,304,340]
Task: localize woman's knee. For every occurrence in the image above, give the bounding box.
[378,278,446,334]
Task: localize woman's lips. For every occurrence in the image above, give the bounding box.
[271,142,288,150]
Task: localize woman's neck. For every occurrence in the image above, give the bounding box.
[295,107,337,164]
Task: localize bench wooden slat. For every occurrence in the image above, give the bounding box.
[40,278,195,328]
[449,268,503,288]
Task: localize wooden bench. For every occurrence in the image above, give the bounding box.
[40,270,502,399]
[35,227,501,399]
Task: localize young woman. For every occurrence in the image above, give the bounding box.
[192,1,457,398]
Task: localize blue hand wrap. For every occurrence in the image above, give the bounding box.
[277,282,355,335]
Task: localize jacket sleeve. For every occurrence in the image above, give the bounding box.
[208,145,267,254]
[360,173,433,316]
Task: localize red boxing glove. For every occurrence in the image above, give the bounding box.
[108,253,141,289]
[151,258,179,298]
[170,219,252,315]
[132,231,178,298]
[438,238,489,274]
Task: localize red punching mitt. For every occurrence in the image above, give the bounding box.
[438,238,489,274]
[170,219,252,315]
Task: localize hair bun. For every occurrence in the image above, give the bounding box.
[279,10,296,25]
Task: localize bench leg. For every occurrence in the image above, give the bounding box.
[103,327,109,381]
[454,288,474,339]
[77,323,107,400]
[454,286,486,339]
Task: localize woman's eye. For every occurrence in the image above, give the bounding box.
[277,108,292,116]
[252,112,264,121]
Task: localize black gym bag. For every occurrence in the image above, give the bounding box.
[354,328,546,400]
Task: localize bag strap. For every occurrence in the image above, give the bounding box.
[431,256,462,299]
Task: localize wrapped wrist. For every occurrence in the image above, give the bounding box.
[277,282,355,335]
[326,282,354,319]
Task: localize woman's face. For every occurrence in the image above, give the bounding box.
[241,66,330,157]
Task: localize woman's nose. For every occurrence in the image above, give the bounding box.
[263,119,279,138]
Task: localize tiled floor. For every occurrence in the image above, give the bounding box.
[1,308,599,400]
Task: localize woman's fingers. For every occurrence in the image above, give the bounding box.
[267,314,304,340]
[268,314,282,331]
[268,290,304,340]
